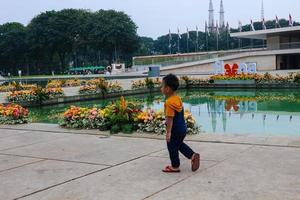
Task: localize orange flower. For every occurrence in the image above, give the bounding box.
[120,96,127,110]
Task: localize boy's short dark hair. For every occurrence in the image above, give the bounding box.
[163,74,179,91]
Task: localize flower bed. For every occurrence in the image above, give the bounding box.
[210,72,300,85]
[45,87,64,98]
[181,76,211,87]
[131,80,146,89]
[47,80,63,88]
[7,90,39,102]
[64,79,82,87]
[108,81,123,93]
[79,79,122,95]
[100,97,141,133]
[136,109,199,135]
[131,78,161,90]
[60,106,104,129]
[60,97,141,133]
[79,85,98,95]
[85,78,106,86]
[7,87,64,103]
[210,74,262,81]
[0,104,29,124]
[0,82,37,92]
[0,85,16,92]
[60,96,200,135]
[47,79,82,88]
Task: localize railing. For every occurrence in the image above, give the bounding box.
[132,41,300,70]
[279,42,300,50]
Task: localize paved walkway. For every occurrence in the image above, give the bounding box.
[0,123,299,200]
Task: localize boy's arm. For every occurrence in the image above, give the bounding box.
[166,116,173,143]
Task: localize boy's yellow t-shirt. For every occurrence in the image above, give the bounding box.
[164,95,183,117]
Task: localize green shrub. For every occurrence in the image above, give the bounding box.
[181,76,191,87]
[121,124,134,134]
[294,73,300,83]
[145,78,154,90]
[110,124,121,134]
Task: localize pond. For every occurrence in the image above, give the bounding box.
[30,89,300,136]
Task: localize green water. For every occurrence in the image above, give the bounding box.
[30,89,300,136]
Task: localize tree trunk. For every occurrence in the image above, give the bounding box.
[58,52,66,73]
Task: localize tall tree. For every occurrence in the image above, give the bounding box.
[0,23,27,75]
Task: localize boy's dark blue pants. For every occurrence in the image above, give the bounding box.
[167,132,195,168]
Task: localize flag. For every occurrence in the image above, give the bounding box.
[250,19,256,31]
[238,21,243,32]
[289,14,294,27]
[177,28,181,39]
[275,15,281,28]
[226,22,230,33]
[186,27,189,39]
[205,21,210,36]
[262,18,267,30]
[196,26,199,38]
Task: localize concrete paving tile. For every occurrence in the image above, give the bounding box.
[21,156,217,200]
[0,155,42,172]
[187,134,247,144]
[0,129,26,138]
[3,135,165,165]
[150,141,251,162]
[288,138,300,147]
[1,123,108,136]
[265,136,292,146]
[0,131,70,151]
[147,146,300,200]
[0,160,106,200]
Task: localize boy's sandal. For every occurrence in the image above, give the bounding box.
[191,153,200,172]
[162,166,180,173]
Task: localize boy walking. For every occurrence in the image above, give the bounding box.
[161,74,200,173]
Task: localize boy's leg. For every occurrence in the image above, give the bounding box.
[179,142,195,160]
[179,139,200,172]
[167,138,181,168]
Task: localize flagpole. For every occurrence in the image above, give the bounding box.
[216,21,219,51]
[226,22,229,50]
[227,33,229,50]
[169,38,171,54]
[177,28,181,53]
[187,38,189,53]
[196,26,199,52]
[238,20,242,49]
[168,29,172,54]
[206,33,209,52]
[186,29,189,53]
[205,21,209,52]
[217,34,219,51]
[177,36,180,53]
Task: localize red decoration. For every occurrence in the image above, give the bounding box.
[225,99,239,112]
[224,63,239,77]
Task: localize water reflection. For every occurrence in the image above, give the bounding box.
[30,89,300,136]
[186,90,300,136]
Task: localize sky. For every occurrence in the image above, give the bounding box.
[0,0,299,39]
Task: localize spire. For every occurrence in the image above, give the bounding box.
[219,0,225,28]
[208,0,214,32]
[261,0,265,21]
